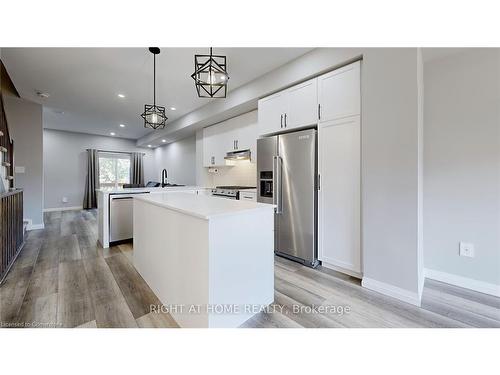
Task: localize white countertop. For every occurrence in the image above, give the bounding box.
[135,192,274,220]
[97,186,210,194]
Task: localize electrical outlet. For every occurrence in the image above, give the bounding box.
[62,197,68,203]
[459,242,475,258]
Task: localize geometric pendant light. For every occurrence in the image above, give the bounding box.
[141,47,168,129]
[191,47,229,98]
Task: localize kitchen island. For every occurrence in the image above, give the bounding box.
[97,186,211,248]
[133,192,275,328]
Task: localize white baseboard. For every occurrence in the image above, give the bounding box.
[44,205,83,212]
[322,261,362,279]
[24,219,45,231]
[362,277,421,307]
[425,268,500,297]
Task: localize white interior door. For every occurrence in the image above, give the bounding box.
[318,115,361,276]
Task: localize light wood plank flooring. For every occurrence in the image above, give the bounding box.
[1,209,498,328]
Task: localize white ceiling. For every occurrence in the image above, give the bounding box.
[1,48,312,141]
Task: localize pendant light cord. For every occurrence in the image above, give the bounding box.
[153,53,156,107]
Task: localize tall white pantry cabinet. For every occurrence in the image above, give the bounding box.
[258,60,361,277]
[318,61,361,277]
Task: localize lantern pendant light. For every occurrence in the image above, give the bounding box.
[191,47,229,98]
[141,47,167,129]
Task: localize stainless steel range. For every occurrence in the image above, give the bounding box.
[211,186,256,200]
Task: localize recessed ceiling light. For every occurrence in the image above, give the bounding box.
[118,94,125,98]
[110,132,116,136]
[119,124,125,128]
[148,145,152,148]
[170,107,176,111]
[162,139,166,143]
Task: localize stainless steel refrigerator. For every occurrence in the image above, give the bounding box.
[257,128,318,267]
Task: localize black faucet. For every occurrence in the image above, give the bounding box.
[161,169,168,187]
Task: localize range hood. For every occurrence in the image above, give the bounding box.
[224,149,251,161]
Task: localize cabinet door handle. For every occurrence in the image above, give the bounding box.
[236,140,238,149]
[284,113,287,128]
[318,104,321,120]
[211,156,215,165]
[280,114,283,128]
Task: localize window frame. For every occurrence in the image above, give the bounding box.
[98,152,131,189]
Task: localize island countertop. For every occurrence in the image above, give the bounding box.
[135,192,274,220]
[96,186,211,194]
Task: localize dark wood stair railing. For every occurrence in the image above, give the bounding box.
[1,75,25,283]
[0,189,24,284]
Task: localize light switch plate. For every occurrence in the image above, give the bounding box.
[15,166,25,174]
[459,242,475,258]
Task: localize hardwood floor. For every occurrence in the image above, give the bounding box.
[0,209,498,328]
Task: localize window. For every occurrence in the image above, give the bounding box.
[98,153,131,188]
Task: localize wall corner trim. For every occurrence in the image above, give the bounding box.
[424,268,500,297]
[361,277,422,307]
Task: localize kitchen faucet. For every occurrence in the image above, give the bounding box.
[161,169,168,187]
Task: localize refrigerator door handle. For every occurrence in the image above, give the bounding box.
[276,155,283,214]
[272,156,277,208]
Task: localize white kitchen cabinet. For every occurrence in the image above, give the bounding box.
[203,111,258,167]
[318,61,361,122]
[286,78,318,130]
[203,123,229,167]
[318,115,361,277]
[196,188,212,196]
[234,113,258,161]
[258,77,319,136]
[239,191,257,202]
[258,91,288,136]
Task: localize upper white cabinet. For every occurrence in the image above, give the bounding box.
[258,91,288,136]
[258,77,318,136]
[203,123,227,167]
[286,78,318,129]
[318,61,361,122]
[203,111,258,167]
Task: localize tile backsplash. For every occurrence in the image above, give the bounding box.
[211,160,257,187]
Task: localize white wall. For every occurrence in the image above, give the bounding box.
[424,49,500,287]
[4,96,44,228]
[43,129,155,210]
[152,134,196,185]
[360,49,424,304]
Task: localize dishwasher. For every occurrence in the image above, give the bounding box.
[109,192,149,243]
